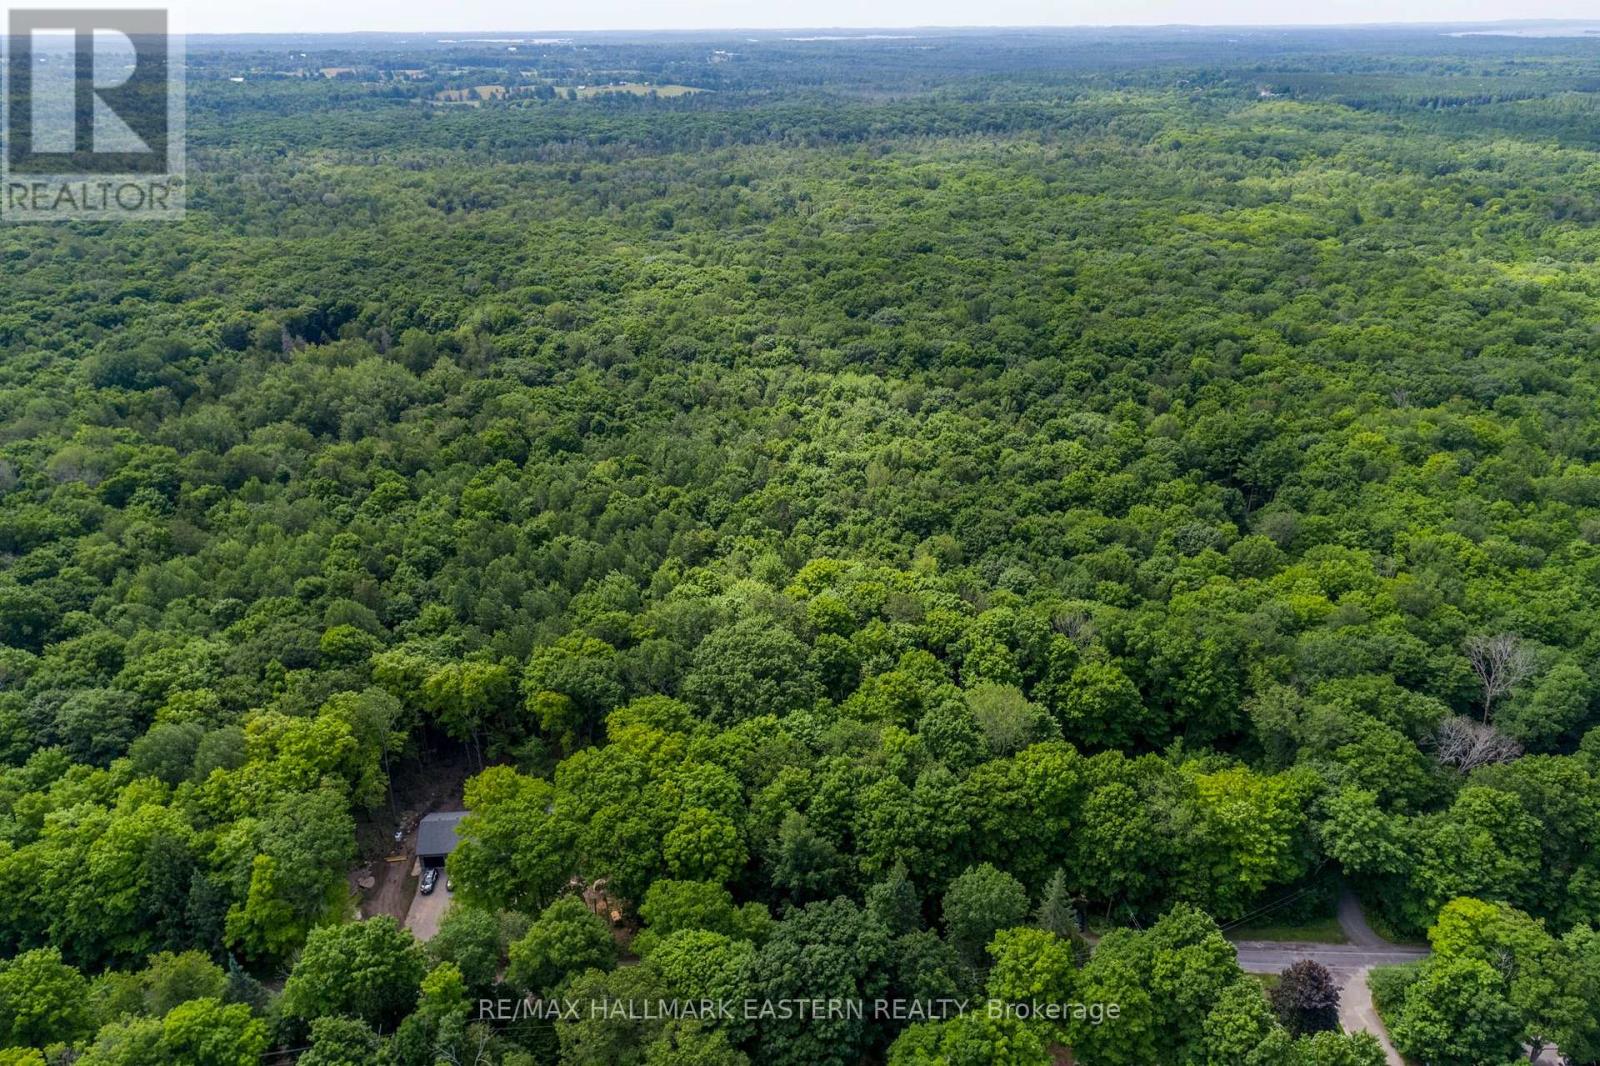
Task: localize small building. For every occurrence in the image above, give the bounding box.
[416,811,467,869]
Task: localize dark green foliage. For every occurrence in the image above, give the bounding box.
[749,899,892,1066]
[769,812,854,903]
[428,905,506,992]
[866,863,924,938]
[888,929,967,1004]
[280,917,428,1030]
[138,952,227,1019]
[683,620,820,726]
[2,24,1600,1066]
[1366,963,1424,1020]
[1033,869,1077,941]
[942,864,1030,965]
[506,896,617,993]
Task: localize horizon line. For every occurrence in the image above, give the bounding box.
[145,17,1600,39]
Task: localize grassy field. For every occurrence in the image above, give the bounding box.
[1228,913,1349,944]
[434,84,508,102]
[576,82,707,98]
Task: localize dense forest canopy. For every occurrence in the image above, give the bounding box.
[2,22,1600,1066]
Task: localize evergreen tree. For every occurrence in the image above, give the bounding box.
[1034,869,1079,941]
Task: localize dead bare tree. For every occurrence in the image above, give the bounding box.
[1463,633,1535,722]
[1432,715,1523,773]
[439,1022,500,1066]
[1053,609,1097,648]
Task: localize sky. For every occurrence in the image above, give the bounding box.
[167,0,1600,35]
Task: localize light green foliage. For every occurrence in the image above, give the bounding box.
[886,1012,1052,1066]
[319,624,379,665]
[223,855,301,962]
[1388,956,1524,1066]
[222,788,355,963]
[963,683,1057,757]
[148,998,267,1066]
[0,1050,45,1066]
[79,997,266,1066]
[139,951,227,1019]
[1319,788,1409,876]
[1500,661,1585,748]
[1055,661,1151,749]
[663,806,746,883]
[1365,963,1423,1020]
[1180,766,1317,920]
[1248,1029,1388,1066]
[507,896,617,993]
[984,928,1077,1044]
[0,948,92,1050]
[1548,924,1600,1064]
[421,660,515,746]
[524,635,623,748]
[280,916,428,1030]
[1294,1031,1388,1066]
[634,880,769,954]
[1405,787,1544,932]
[647,930,755,1011]
[1199,980,1278,1064]
[418,962,470,1022]
[1068,905,1242,1066]
[643,1021,751,1066]
[297,1015,382,1066]
[450,766,573,913]
[1414,897,1579,1058]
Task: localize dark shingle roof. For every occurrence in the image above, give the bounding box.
[417,811,467,858]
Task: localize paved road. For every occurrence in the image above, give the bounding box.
[404,873,452,941]
[1231,942,1429,972]
[1336,886,1388,949]
[1229,889,1427,1066]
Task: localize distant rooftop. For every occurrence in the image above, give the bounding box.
[417,810,468,858]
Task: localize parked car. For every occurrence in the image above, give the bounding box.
[420,867,439,895]
[445,875,454,893]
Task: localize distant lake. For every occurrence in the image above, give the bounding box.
[1447,25,1600,38]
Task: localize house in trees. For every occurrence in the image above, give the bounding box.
[417,811,467,869]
